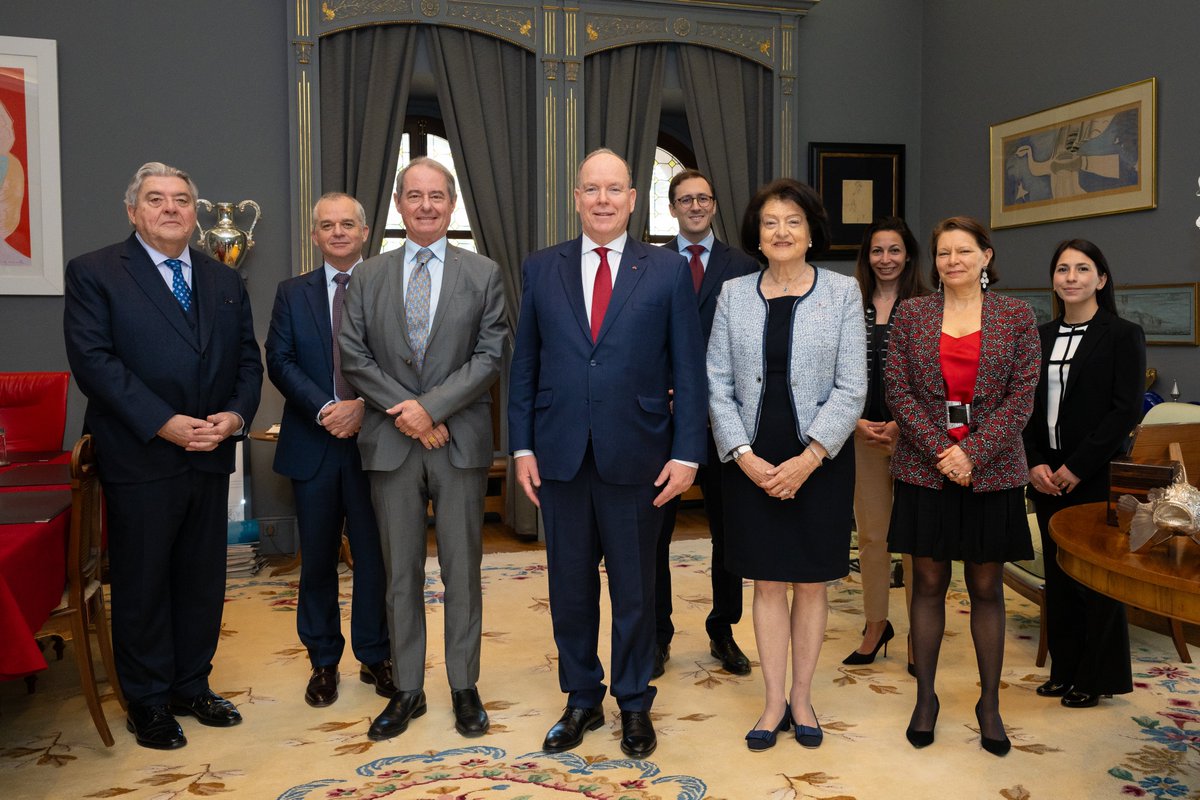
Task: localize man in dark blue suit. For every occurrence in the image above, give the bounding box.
[64,162,262,749]
[509,149,707,758]
[652,170,759,680]
[265,193,394,709]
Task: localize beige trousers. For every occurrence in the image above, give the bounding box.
[852,435,912,624]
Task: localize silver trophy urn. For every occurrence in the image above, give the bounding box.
[196,199,261,269]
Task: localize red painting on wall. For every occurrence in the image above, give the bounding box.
[0,67,31,264]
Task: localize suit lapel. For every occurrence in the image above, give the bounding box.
[556,238,592,343]
[192,247,218,353]
[120,236,199,352]
[303,268,334,378]
[426,245,462,346]
[595,239,646,345]
[1063,309,1110,400]
[697,238,729,308]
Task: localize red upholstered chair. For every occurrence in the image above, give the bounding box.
[0,372,70,452]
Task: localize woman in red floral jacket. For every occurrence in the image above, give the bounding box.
[886,216,1040,757]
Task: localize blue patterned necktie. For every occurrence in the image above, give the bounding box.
[406,247,433,372]
[165,258,192,311]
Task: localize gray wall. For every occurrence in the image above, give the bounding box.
[921,0,1200,395]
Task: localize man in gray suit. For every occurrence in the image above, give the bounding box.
[339,157,507,741]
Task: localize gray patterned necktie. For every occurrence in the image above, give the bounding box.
[406,247,433,371]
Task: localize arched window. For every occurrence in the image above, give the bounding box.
[380,118,478,253]
[647,146,686,242]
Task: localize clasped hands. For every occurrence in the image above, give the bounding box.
[855,419,898,454]
[319,399,364,438]
[1029,463,1080,496]
[157,411,241,452]
[737,449,821,500]
[936,444,974,487]
[387,398,450,450]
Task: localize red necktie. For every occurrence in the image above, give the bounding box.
[686,244,705,293]
[591,246,612,342]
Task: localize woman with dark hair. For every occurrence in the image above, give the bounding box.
[1023,239,1145,709]
[709,179,865,750]
[844,217,926,669]
[886,216,1039,756]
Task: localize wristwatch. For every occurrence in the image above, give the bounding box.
[731,445,752,461]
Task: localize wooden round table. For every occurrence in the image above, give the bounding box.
[1049,502,1200,629]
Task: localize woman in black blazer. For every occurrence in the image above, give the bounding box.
[1022,238,1145,709]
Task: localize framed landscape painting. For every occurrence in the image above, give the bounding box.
[1115,283,1198,346]
[989,78,1155,230]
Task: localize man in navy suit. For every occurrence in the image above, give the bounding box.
[509,149,707,758]
[652,170,759,680]
[265,193,394,709]
[64,162,262,749]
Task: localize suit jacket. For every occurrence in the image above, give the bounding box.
[508,236,707,485]
[886,291,1040,492]
[666,235,761,342]
[265,267,351,481]
[339,243,507,472]
[1022,308,1146,484]
[707,269,866,461]
[63,234,262,484]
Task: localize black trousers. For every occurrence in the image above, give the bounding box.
[654,431,743,646]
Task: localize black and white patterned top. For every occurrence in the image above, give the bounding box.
[1046,320,1089,449]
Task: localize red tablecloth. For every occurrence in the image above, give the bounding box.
[0,509,69,679]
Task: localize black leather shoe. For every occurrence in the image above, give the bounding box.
[542,705,604,752]
[169,689,242,727]
[710,636,751,676]
[1061,690,1105,708]
[368,689,427,741]
[651,644,670,679]
[619,710,657,758]
[305,665,340,707]
[1036,679,1070,698]
[451,687,489,737]
[360,659,398,698]
[126,703,187,750]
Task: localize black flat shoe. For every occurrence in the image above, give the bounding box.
[1061,690,1107,708]
[305,665,340,707]
[451,687,490,736]
[620,709,657,758]
[905,695,939,749]
[710,636,751,675]
[360,659,398,698]
[793,705,823,748]
[542,705,604,752]
[169,689,242,727]
[126,703,187,750]
[651,644,670,679]
[367,689,427,741]
[745,703,791,752]
[1035,679,1070,698]
[843,620,895,665]
[975,700,1011,756]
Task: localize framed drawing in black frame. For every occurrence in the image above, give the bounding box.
[808,142,905,259]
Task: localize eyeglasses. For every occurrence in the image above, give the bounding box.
[673,194,714,208]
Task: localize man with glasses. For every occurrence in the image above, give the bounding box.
[339,157,508,742]
[509,148,707,758]
[652,170,760,680]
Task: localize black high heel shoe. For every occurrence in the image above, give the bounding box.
[975,700,1011,756]
[843,620,895,665]
[905,695,938,748]
[744,703,791,752]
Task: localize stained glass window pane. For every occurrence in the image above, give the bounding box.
[648,146,685,238]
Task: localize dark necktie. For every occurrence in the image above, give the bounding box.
[407,247,434,371]
[331,272,353,400]
[686,244,705,294]
[591,246,612,342]
[165,258,192,311]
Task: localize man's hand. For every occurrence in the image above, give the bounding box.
[387,399,435,438]
[421,423,450,450]
[157,414,210,449]
[158,412,240,452]
[320,399,364,438]
[652,460,697,508]
[515,453,541,508]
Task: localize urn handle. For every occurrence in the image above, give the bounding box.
[194,198,215,242]
[236,200,262,249]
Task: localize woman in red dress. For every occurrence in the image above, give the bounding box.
[885,217,1040,756]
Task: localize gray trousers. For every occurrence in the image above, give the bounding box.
[368,447,487,692]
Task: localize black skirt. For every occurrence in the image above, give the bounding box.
[887,479,1033,563]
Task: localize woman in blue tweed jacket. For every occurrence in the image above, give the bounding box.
[708,179,866,751]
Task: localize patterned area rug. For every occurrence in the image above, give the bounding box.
[1,541,1197,799]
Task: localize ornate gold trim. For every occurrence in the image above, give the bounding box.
[545,92,557,242]
[297,72,315,273]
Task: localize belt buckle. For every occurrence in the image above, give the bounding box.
[946,401,971,430]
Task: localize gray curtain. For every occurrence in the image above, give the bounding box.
[426,26,535,334]
[678,45,773,245]
[319,25,418,256]
[584,45,668,241]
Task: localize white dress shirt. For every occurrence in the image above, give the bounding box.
[403,237,449,320]
[675,230,715,272]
